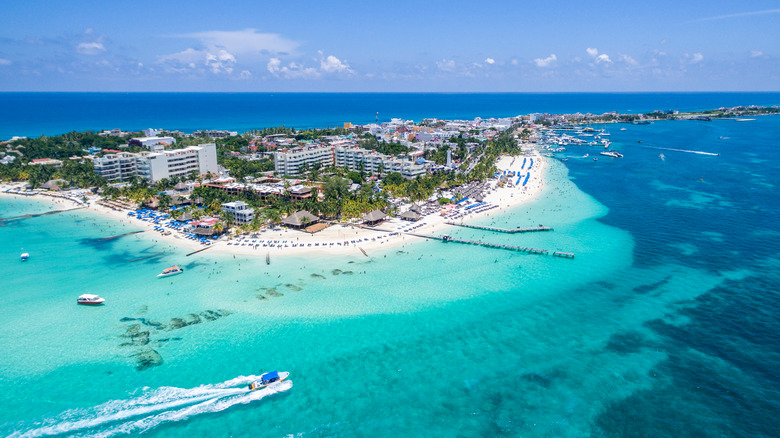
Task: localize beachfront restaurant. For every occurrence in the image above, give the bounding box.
[191,217,221,236]
[362,209,387,226]
[281,210,319,229]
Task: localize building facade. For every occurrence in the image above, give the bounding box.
[334,146,426,179]
[221,201,255,225]
[274,145,334,176]
[92,152,138,182]
[92,143,218,183]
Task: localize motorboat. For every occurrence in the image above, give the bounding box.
[77,294,105,305]
[20,252,29,262]
[157,265,184,278]
[248,371,290,391]
[600,151,624,158]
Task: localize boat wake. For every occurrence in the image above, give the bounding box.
[641,145,720,156]
[10,375,292,438]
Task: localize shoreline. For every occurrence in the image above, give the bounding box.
[0,150,549,258]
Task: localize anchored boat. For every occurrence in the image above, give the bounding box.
[157,265,184,278]
[77,294,105,305]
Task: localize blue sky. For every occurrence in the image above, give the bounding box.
[0,0,778,92]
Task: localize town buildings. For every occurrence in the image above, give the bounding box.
[273,144,334,176]
[92,143,218,182]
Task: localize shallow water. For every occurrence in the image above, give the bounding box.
[1,116,779,437]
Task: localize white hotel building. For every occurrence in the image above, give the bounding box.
[334,146,426,179]
[221,201,255,225]
[93,143,218,183]
[274,144,334,176]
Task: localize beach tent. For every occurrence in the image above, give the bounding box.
[178,211,193,222]
[281,210,319,228]
[362,209,387,225]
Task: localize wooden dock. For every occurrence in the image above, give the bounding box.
[186,246,212,257]
[0,206,85,222]
[407,233,572,257]
[445,222,553,234]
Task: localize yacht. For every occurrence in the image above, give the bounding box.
[600,151,624,158]
[20,252,29,262]
[157,265,184,278]
[77,294,105,305]
[248,371,290,391]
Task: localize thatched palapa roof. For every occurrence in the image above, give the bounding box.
[282,210,318,227]
[362,209,386,223]
[400,210,421,221]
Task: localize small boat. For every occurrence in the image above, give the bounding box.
[593,157,598,161]
[20,252,29,262]
[600,151,624,158]
[157,265,184,278]
[659,154,665,161]
[77,294,105,305]
[248,371,290,391]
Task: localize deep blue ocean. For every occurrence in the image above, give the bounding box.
[1,92,780,140]
[1,93,779,437]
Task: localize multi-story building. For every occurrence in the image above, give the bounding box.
[92,152,138,182]
[91,143,218,183]
[221,201,255,225]
[136,144,218,182]
[274,144,334,176]
[334,146,426,179]
[129,136,177,150]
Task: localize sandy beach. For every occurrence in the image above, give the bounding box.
[1,151,548,258]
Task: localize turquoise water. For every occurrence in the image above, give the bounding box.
[2,116,780,437]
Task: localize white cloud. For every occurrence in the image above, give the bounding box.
[436,59,456,72]
[596,54,612,63]
[484,58,495,65]
[239,70,252,79]
[179,29,298,56]
[690,52,704,64]
[0,58,11,66]
[586,47,599,57]
[619,54,638,65]
[510,59,519,65]
[267,57,320,79]
[750,50,763,58]
[205,49,236,74]
[77,42,106,55]
[533,54,557,67]
[319,53,353,73]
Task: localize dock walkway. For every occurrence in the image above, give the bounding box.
[445,222,553,234]
[407,233,572,257]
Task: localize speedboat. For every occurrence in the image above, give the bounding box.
[600,151,624,158]
[20,252,29,262]
[157,265,183,278]
[248,371,290,391]
[77,294,105,305]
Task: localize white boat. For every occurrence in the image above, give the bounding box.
[20,252,29,262]
[77,294,105,305]
[157,265,183,278]
[248,371,290,391]
[600,151,624,158]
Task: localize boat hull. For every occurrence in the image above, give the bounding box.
[77,300,105,305]
[249,371,290,391]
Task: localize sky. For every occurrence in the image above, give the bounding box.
[0,0,778,92]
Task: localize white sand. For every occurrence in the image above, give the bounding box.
[0,150,548,258]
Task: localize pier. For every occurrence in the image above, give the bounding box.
[445,222,553,234]
[186,246,212,257]
[98,230,145,241]
[407,233,573,258]
[0,206,85,222]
